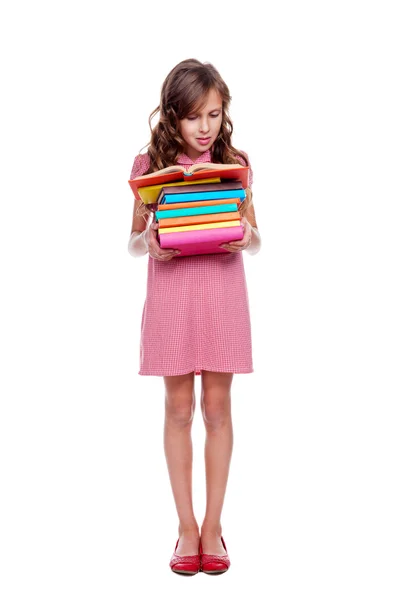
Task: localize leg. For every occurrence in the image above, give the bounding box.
[200,370,234,555]
[164,372,200,555]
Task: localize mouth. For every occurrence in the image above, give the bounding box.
[197,137,211,144]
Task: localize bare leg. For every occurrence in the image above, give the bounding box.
[164,372,200,555]
[200,370,234,555]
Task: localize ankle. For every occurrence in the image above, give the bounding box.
[178,523,200,537]
[200,523,222,536]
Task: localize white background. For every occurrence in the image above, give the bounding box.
[1,0,398,598]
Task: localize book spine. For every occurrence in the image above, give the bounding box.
[157,181,243,198]
[159,225,244,248]
[159,220,241,234]
[162,189,246,204]
[134,177,221,204]
[158,211,240,229]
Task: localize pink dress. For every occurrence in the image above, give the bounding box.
[130,149,254,377]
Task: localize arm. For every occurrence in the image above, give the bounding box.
[128,193,181,260]
[220,191,261,256]
[127,197,151,257]
[242,198,262,256]
[127,153,179,260]
[220,152,261,256]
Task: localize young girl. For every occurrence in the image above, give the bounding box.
[128,58,261,575]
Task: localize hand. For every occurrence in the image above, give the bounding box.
[220,217,252,253]
[145,222,180,261]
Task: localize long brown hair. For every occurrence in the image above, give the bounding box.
[137,58,253,217]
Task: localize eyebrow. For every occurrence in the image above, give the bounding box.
[191,106,222,114]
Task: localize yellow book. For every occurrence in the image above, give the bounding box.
[159,220,241,234]
[138,177,221,204]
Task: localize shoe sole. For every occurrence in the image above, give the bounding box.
[202,569,228,575]
[171,569,198,576]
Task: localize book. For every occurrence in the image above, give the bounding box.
[128,162,249,202]
[156,203,239,221]
[159,225,244,257]
[156,180,244,203]
[160,188,246,204]
[131,177,221,205]
[159,220,241,234]
[157,211,240,229]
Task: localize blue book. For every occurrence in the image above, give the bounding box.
[161,189,246,204]
[155,203,238,221]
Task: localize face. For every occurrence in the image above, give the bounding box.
[178,88,223,161]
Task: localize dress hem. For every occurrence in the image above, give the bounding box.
[138,367,254,377]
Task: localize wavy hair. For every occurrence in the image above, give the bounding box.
[137,58,253,218]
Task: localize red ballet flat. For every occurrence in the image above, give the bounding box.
[169,539,201,576]
[200,536,231,575]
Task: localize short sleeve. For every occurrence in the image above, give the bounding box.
[235,151,253,188]
[130,153,151,179]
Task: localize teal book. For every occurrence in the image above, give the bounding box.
[155,203,238,221]
[161,188,246,204]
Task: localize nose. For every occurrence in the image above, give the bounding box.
[199,117,210,133]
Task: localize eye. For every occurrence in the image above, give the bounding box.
[210,112,221,118]
[186,115,198,121]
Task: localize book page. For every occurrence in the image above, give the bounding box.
[135,165,185,179]
[190,162,245,173]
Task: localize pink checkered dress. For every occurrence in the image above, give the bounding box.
[130,149,254,377]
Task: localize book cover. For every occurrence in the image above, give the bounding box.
[133,177,221,204]
[128,164,249,201]
[159,220,241,234]
[159,225,244,257]
[161,188,246,204]
[156,202,238,221]
[157,211,240,229]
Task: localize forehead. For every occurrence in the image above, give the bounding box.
[193,88,223,112]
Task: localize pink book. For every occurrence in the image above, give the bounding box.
[159,225,244,257]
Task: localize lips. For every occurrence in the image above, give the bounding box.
[197,137,211,145]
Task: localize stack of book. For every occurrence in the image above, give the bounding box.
[128,162,249,257]
[155,181,245,256]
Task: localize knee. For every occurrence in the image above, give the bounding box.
[165,392,195,428]
[201,391,231,431]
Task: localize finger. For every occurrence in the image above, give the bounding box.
[159,247,180,255]
[153,250,180,260]
[227,240,247,248]
[224,243,246,252]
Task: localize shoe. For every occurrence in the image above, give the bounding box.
[200,536,230,575]
[169,538,201,576]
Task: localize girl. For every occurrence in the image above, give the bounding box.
[128,58,261,575]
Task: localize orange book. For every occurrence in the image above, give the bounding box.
[128,162,249,201]
[158,211,240,228]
